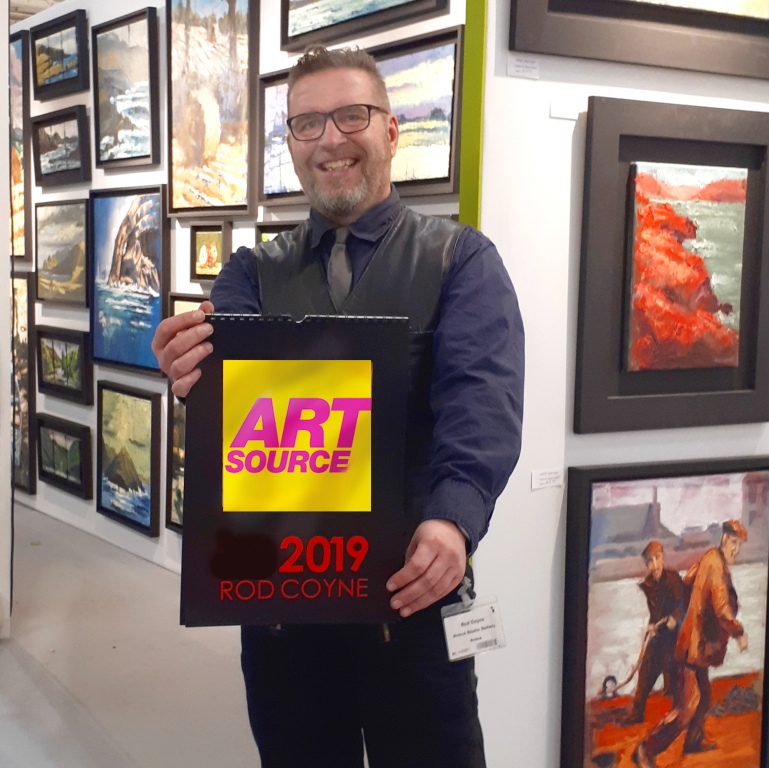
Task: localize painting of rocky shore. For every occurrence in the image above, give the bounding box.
[11,32,30,259]
[91,188,164,370]
[169,0,251,211]
[36,200,87,305]
[97,383,160,535]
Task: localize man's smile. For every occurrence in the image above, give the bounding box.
[318,158,359,173]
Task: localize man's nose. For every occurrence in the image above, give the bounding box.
[318,116,347,146]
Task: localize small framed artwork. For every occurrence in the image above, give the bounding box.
[166,384,185,532]
[12,273,36,495]
[36,413,92,500]
[190,222,232,281]
[510,0,769,79]
[169,292,207,317]
[564,457,769,768]
[92,8,160,169]
[97,381,161,537]
[10,31,32,261]
[90,186,169,373]
[574,97,769,433]
[30,9,89,101]
[31,106,92,188]
[282,0,448,51]
[167,0,259,216]
[35,199,89,307]
[36,327,93,406]
[255,221,303,244]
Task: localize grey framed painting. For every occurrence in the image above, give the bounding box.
[30,9,89,100]
[11,31,32,261]
[36,413,92,500]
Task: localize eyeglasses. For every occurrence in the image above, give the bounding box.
[286,104,388,141]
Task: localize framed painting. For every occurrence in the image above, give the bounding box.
[167,0,259,216]
[281,0,448,51]
[97,382,161,537]
[564,457,769,768]
[509,0,769,79]
[36,413,92,500]
[35,199,89,307]
[255,221,304,244]
[169,292,207,316]
[190,222,232,281]
[10,31,32,261]
[36,327,93,406]
[30,9,89,101]
[92,8,160,169]
[166,385,185,533]
[31,106,92,188]
[90,186,169,373]
[12,273,36,495]
[574,97,769,433]
[259,27,462,204]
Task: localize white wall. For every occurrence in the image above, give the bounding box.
[1,8,12,638]
[475,1,769,766]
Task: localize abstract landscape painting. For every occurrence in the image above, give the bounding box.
[612,0,769,17]
[37,327,92,405]
[35,25,78,87]
[627,161,747,371]
[10,32,30,259]
[169,0,252,212]
[93,9,159,166]
[97,383,160,536]
[378,40,457,185]
[287,0,413,37]
[167,397,186,531]
[37,414,92,499]
[32,106,91,187]
[31,10,89,100]
[36,201,87,305]
[261,78,302,198]
[12,275,35,494]
[91,188,165,371]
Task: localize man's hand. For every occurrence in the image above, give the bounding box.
[739,633,749,653]
[386,519,467,618]
[151,300,215,397]
[666,616,677,631]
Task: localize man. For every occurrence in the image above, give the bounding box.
[633,521,749,768]
[153,45,524,768]
[627,541,685,724]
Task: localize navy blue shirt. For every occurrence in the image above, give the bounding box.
[211,189,524,552]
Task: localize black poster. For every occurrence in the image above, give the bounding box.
[182,315,409,626]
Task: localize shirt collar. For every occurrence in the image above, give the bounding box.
[309,186,401,248]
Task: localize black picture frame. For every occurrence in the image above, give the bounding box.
[574,97,769,433]
[166,383,185,533]
[169,292,208,317]
[97,381,161,537]
[10,31,32,261]
[92,8,160,169]
[281,0,448,52]
[36,326,93,406]
[259,27,463,205]
[509,0,769,79]
[36,413,93,500]
[90,186,169,374]
[564,456,769,768]
[167,0,260,217]
[31,105,92,188]
[255,221,304,244]
[30,9,89,101]
[12,273,36,495]
[35,199,90,307]
[189,221,232,281]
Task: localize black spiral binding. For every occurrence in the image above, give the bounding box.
[207,314,407,324]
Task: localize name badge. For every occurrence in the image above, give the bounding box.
[441,596,506,662]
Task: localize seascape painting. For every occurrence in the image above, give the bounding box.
[379,42,456,184]
[169,398,186,530]
[35,25,79,88]
[612,0,769,18]
[12,276,35,494]
[287,0,413,37]
[627,161,747,371]
[577,470,769,768]
[91,190,163,371]
[98,385,158,534]
[94,11,156,164]
[37,118,81,175]
[192,227,223,277]
[36,201,87,305]
[262,79,301,197]
[10,34,29,258]
[169,0,250,211]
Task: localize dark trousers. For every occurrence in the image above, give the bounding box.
[240,601,486,768]
[630,638,678,721]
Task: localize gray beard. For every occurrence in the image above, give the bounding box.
[304,175,371,220]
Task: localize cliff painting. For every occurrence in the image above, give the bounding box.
[34,26,79,88]
[11,36,27,258]
[40,426,82,484]
[91,190,162,370]
[36,201,86,304]
[99,388,153,528]
[37,118,82,175]
[40,337,81,390]
[170,0,250,210]
[627,161,747,371]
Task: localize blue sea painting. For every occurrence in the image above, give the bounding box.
[35,27,79,85]
[92,192,162,370]
[288,0,413,37]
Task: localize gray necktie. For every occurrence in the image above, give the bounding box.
[327,226,352,308]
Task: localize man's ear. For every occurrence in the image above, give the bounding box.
[388,114,399,158]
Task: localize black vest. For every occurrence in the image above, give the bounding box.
[251,207,465,523]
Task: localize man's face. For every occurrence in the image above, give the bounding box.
[287,68,398,224]
[645,552,664,580]
[722,534,742,565]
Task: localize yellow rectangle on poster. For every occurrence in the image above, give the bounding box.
[222,359,372,512]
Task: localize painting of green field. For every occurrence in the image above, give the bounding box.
[41,337,82,389]
[612,0,769,18]
[40,426,81,482]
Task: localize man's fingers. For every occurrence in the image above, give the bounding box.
[168,338,214,384]
[171,368,202,399]
[152,309,207,353]
[386,541,436,592]
[391,565,462,618]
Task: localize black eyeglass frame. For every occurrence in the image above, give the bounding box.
[286,104,388,141]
